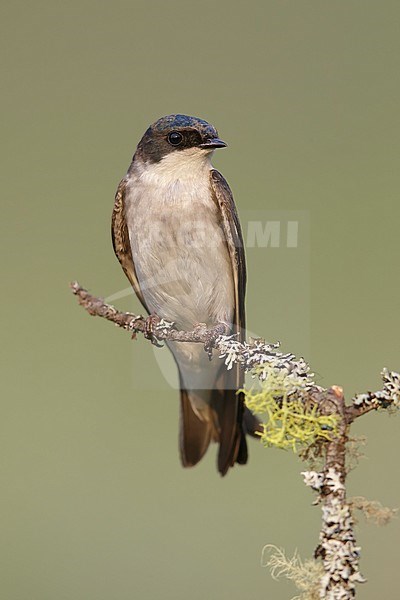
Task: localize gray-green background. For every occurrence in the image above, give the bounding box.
[2,2,399,599]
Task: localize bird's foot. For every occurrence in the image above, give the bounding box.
[143,313,164,347]
[204,322,230,360]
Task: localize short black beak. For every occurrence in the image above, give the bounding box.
[199,137,227,149]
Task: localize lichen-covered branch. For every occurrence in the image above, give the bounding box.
[303,387,366,599]
[347,368,400,422]
[247,375,399,599]
[71,281,400,599]
[70,281,313,380]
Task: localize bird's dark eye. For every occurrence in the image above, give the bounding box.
[167,131,183,146]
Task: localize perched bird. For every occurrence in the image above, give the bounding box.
[112,114,258,475]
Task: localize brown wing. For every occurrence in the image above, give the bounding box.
[210,170,260,438]
[111,177,149,312]
[209,169,248,475]
[210,169,246,351]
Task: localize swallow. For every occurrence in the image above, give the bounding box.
[112,114,258,475]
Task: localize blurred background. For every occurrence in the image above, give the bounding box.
[1,1,399,598]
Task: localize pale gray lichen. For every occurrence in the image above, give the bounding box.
[156,318,176,334]
[301,465,366,599]
[352,368,400,410]
[216,335,315,385]
[301,470,324,491]
[319,492,366,599]
[262,545,323,600]
[127,314,143,330]
[325,468,345,494]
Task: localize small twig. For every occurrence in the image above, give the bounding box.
[70,281,207,342]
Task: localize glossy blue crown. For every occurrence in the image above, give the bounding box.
[150,114,218,138]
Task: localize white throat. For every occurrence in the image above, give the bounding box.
[137,147,214,185]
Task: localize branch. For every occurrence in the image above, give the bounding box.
[347,369,400,422]
[70,281,313,381]
[303,387,366,598]
[70,281,204,342]
[71,281,399,599]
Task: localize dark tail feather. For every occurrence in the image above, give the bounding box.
[179,389,213,468]
[243,406,263,437]
[178,380,261,476]
[212,388,247,476]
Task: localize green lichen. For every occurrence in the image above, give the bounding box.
[242,367,339,452]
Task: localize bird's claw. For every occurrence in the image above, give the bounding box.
[204,323,229,360]
[144,314,164,347]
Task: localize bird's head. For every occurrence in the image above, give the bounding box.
[135,114,226,165]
